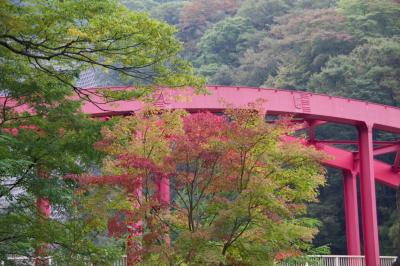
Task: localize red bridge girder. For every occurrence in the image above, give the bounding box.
[82,86,400,134]
[80,86,400,187]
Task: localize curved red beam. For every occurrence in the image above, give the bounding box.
[79,86,400,188]
[81,86,400,134]
[2,86,400,187]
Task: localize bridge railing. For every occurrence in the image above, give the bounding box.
[2,255,397,265]
[1,255,127,266]
[277,255,397,266]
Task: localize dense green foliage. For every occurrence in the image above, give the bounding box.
[0,0,204,264]
[121,0,400,257]
[309,38,400,105]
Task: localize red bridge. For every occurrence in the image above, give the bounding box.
[6,86,400,266]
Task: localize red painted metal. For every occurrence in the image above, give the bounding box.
[157,177,170,207]
[126,185,143,266]
[35,198,50,266]
[373,144,400,156]
[3,86,400,263]
[35,199,51,264]
[157,176,171,246]
[343,170,361,255]
[36,198,50,218]
[34,167,51,266]
[285,136,400,187]
[358,125,380,266]
[307,121,316,142]
[78,87,400,134]
[314,140,398,145]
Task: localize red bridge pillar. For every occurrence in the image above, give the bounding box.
[126,184,143,266]
[157,176,170,246]
[358,124,380,266]
[36,198,51,218]
[35,197,51,266]
[158,176,170,207]
[35,168,51,266]
[343,170,361,255]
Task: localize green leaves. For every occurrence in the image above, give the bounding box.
[121,0,400,258]
[309,38,400,106]
[338,0,400,38]
[88,108,326,265]
[0,0,205,106]
[0,0,207,259]
[197,17,255,67]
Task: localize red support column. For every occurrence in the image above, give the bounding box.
[126,182,143,266]
[343,170,361,255]
[358,124,380,266]
[158,176,170,207]
[35,168,51,266]
[35,198,50,266]
[36,198,51,218]
[35,200,50,266]
[157,176,170,246]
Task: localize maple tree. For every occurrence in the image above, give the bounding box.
[70,109,185,265]
[76,105,326,265]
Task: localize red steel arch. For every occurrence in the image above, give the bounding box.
[81,86,400,266]
[82,86,400,188]
[4,85,400,266]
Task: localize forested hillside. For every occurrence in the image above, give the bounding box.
[118,0,400,255]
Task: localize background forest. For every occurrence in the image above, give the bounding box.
[99,0,400,256]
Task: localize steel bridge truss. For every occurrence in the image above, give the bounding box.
[3,86,400,266]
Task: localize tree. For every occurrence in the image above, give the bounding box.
[77,107,327,265]
[338,0,400,38]
[0,96,124,264]
[196,17,255,67]
[197,64,236,85]
[179,0,239,40]
[263,8,355,90]
[237,0,293,30]
[121,0,159,11]
[231,8,355,88]
[294,0,337,9]
[0,0,205,108]
[169,0,400,255]
[0,0,204,263]
[178,0,239,61]
[194,16,258,85]
[72,109,188,265]
[151,1,188,26]
[308,38,400,106]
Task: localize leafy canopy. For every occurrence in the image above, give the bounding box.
[78,107,326,265]
[0,0,205,263]
[0,0,205,106]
